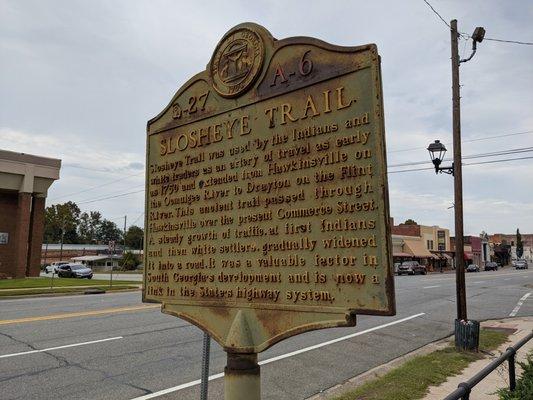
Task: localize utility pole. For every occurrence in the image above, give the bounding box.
[59,216,65,261]
[450,19,467,322]
[123,215,127,253]
[450,19,485,350]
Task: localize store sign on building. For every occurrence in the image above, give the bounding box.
[144,23,395,353]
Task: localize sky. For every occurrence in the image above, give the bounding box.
[1,0,532,235]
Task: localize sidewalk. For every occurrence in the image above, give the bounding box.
[424,317,533,399]
[308,317,532,400]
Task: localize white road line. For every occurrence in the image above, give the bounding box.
[130,313,426,400]
[509,292,532,317]
[0,336,123,359]
[423,285,441,289]
[472,281,486,284]
[504,278,512,281]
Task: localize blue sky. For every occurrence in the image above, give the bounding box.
[1,0,532,234]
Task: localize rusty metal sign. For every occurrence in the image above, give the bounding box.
[144,23,395,353]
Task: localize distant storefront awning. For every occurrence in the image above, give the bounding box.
[442,253,452,260]
[464,252,474,260]
[404,239,434,259]
[393,252,412,258]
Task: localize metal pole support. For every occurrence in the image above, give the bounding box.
[200,332,211,400]
[224,353,260,400]
[458,382,470,400]
[508,348,516,391]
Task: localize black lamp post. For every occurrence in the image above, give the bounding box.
[427,140,453,175]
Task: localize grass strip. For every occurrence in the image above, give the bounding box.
[0,286,138,297]
[333,329,510,400]
[0,277,139,289]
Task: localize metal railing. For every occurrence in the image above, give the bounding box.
[443,330,533,400]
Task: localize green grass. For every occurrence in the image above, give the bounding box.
[333,329,510,400]
[0,285,138,297]
[0,277,139,289]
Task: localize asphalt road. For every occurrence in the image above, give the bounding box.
[2,268,532,400]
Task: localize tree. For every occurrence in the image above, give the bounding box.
[124,225,144,249]
[78,211,102,243]
[517,228,524,259]
[120,251,140,270]
[96,219,123,243]
[404,219,418,225]
[44,201,81,243]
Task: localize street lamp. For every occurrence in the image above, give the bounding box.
[427,140,453,175]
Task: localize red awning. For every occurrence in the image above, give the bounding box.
[464,252,473,260]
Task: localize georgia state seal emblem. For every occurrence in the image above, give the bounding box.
[210,27,264,98]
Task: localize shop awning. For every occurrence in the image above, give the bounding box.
[442,253,452,260]
[404,239,434,258]
[393,252,412,258]
[464,252,474,260]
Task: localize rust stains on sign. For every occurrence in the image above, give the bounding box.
[144,23,395,353]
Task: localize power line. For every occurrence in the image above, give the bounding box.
[388,146,533,168]
[71,184,145,204]
[49,171,144,201]
[76,188,145,205]
[62,163,145,176]
[483,38,533,46]
[389,129,533,154]
[130,212,145,226]
[388,155,533,174]
[422,0,469,39]
[69,155,533,203]
[422,0,533,45]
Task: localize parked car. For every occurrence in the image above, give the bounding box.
[57,264,93,279]
[466,264,480,272]
[44,261,70,274]
[484,262,498,271]
[516,260,529,270]
[397,261,427,275]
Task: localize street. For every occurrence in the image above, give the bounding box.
[1,268,531,400]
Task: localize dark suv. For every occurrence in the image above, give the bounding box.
[484,262,498,271]
[398,261,427,275]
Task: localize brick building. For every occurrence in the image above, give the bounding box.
[391,218,452,270]
[0,150,60,278]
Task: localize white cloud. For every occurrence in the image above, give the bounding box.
[1,0,532,233]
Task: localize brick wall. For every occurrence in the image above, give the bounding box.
[0,192,18,277]
[13,193,31,278]
[391,223,420,237]
[27,196,45,277]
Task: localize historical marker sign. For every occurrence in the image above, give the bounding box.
[144,23,395,353]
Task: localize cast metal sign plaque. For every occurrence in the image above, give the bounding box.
[144,23,395,353]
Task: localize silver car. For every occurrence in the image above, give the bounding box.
[57,264,93,279]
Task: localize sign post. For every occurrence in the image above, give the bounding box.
[144,23,395,398]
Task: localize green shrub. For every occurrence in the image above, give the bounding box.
[120,251,140,270]
[498,351,533,399]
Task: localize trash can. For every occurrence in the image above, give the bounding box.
[455,319,480,351]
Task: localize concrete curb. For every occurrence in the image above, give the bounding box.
[0,287,141,300]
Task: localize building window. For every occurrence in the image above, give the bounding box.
[438,243,445,251]
[437,230,445,238]
[427,240,434,250]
